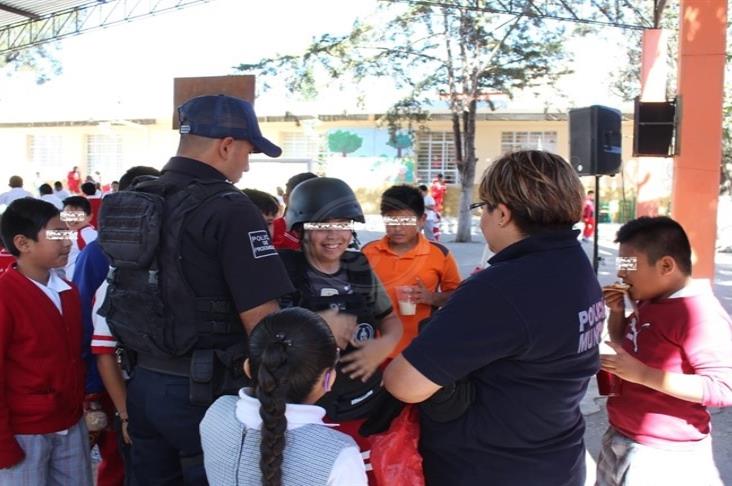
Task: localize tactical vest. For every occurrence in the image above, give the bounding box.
[97,177,249,404]
[278,249,385,421]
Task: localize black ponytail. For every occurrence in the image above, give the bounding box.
[249,308,338,486]
[257,341,290,486]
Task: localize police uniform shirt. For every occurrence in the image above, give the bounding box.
[402,229,601,486]
[160,157,294,312]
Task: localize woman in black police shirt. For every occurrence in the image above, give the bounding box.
[384,150,602,486]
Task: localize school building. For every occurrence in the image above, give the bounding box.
[0,110,648,220]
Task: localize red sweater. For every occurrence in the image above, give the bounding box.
[88,196,102,229]
[272,217,301,250]
[608,283,732,449]
[0,250,14,277]
[0,267,85,468]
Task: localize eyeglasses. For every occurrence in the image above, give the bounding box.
[469,202,487,211]
[470,201,496,214]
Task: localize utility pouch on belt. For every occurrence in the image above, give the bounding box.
[214,344,250,396]
[116,347,137,375]
[190,349,215,406]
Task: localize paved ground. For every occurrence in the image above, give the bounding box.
[359,220,732,485]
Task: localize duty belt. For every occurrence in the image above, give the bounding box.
[136,353,191,377]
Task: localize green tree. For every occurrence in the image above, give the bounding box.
[1,46,62,84]
[328,130,363,157]
[387,132,412,158]
[607,2,678,103]
[238,1,571,241]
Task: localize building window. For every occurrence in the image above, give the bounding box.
[86,134,123,183]
[28,135,64,171]
[281,132,321,159]
[500,131,557,154]
[416,131,458,184]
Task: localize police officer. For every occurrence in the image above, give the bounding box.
[100,95,294,485]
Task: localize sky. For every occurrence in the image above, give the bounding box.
[0,0,635,122]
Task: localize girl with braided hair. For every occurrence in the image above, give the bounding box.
[200,308,367,486]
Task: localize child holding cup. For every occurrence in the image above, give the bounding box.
[363,185,461,357]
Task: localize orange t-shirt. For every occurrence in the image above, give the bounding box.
[363,234,461,357]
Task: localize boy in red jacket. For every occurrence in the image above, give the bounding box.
[0,198,92,485]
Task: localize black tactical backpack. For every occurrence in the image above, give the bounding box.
[97,178,243,359]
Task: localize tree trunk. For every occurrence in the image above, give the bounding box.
[455,99,477,242]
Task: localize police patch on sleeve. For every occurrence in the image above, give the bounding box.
[248,230,277,259]
[353,323,375,343]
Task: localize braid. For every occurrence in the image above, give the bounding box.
[247,308,339,486]
[256,342,290,486]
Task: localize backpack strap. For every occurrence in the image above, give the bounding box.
[184,179,243,207]
[341,250,375,308]
[277,250,308,308]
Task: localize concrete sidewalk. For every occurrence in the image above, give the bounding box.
[358,221,732,485]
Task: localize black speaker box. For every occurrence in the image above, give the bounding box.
[633,98,677,157]
[569,105,622,176]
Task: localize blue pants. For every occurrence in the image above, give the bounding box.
[126,368,209,486]
[0,418,92,486]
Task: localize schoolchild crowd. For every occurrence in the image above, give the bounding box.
[0,95,731,486]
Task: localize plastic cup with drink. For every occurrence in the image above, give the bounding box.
[597,340,623,396]
[396,285,417,316]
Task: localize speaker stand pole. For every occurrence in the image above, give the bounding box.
[593,175,601,275]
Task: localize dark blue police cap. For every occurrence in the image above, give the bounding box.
[177,95,282,158]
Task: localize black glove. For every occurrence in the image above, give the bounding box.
[358,391,405,437]
[416,316,475,423]
[419,378,475,423]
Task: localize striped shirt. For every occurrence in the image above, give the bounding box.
[90,280,116,354]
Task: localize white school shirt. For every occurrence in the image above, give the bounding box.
[235,389,368,486]
[91,280,118,351]
[26,269,71,314]
[64,226,98,280]
[423,194,438,221]
[0,187,33,206]
[40,194,64,210]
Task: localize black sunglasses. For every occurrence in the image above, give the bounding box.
[470,201,490,211]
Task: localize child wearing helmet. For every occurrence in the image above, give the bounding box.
[278,177,403,482]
